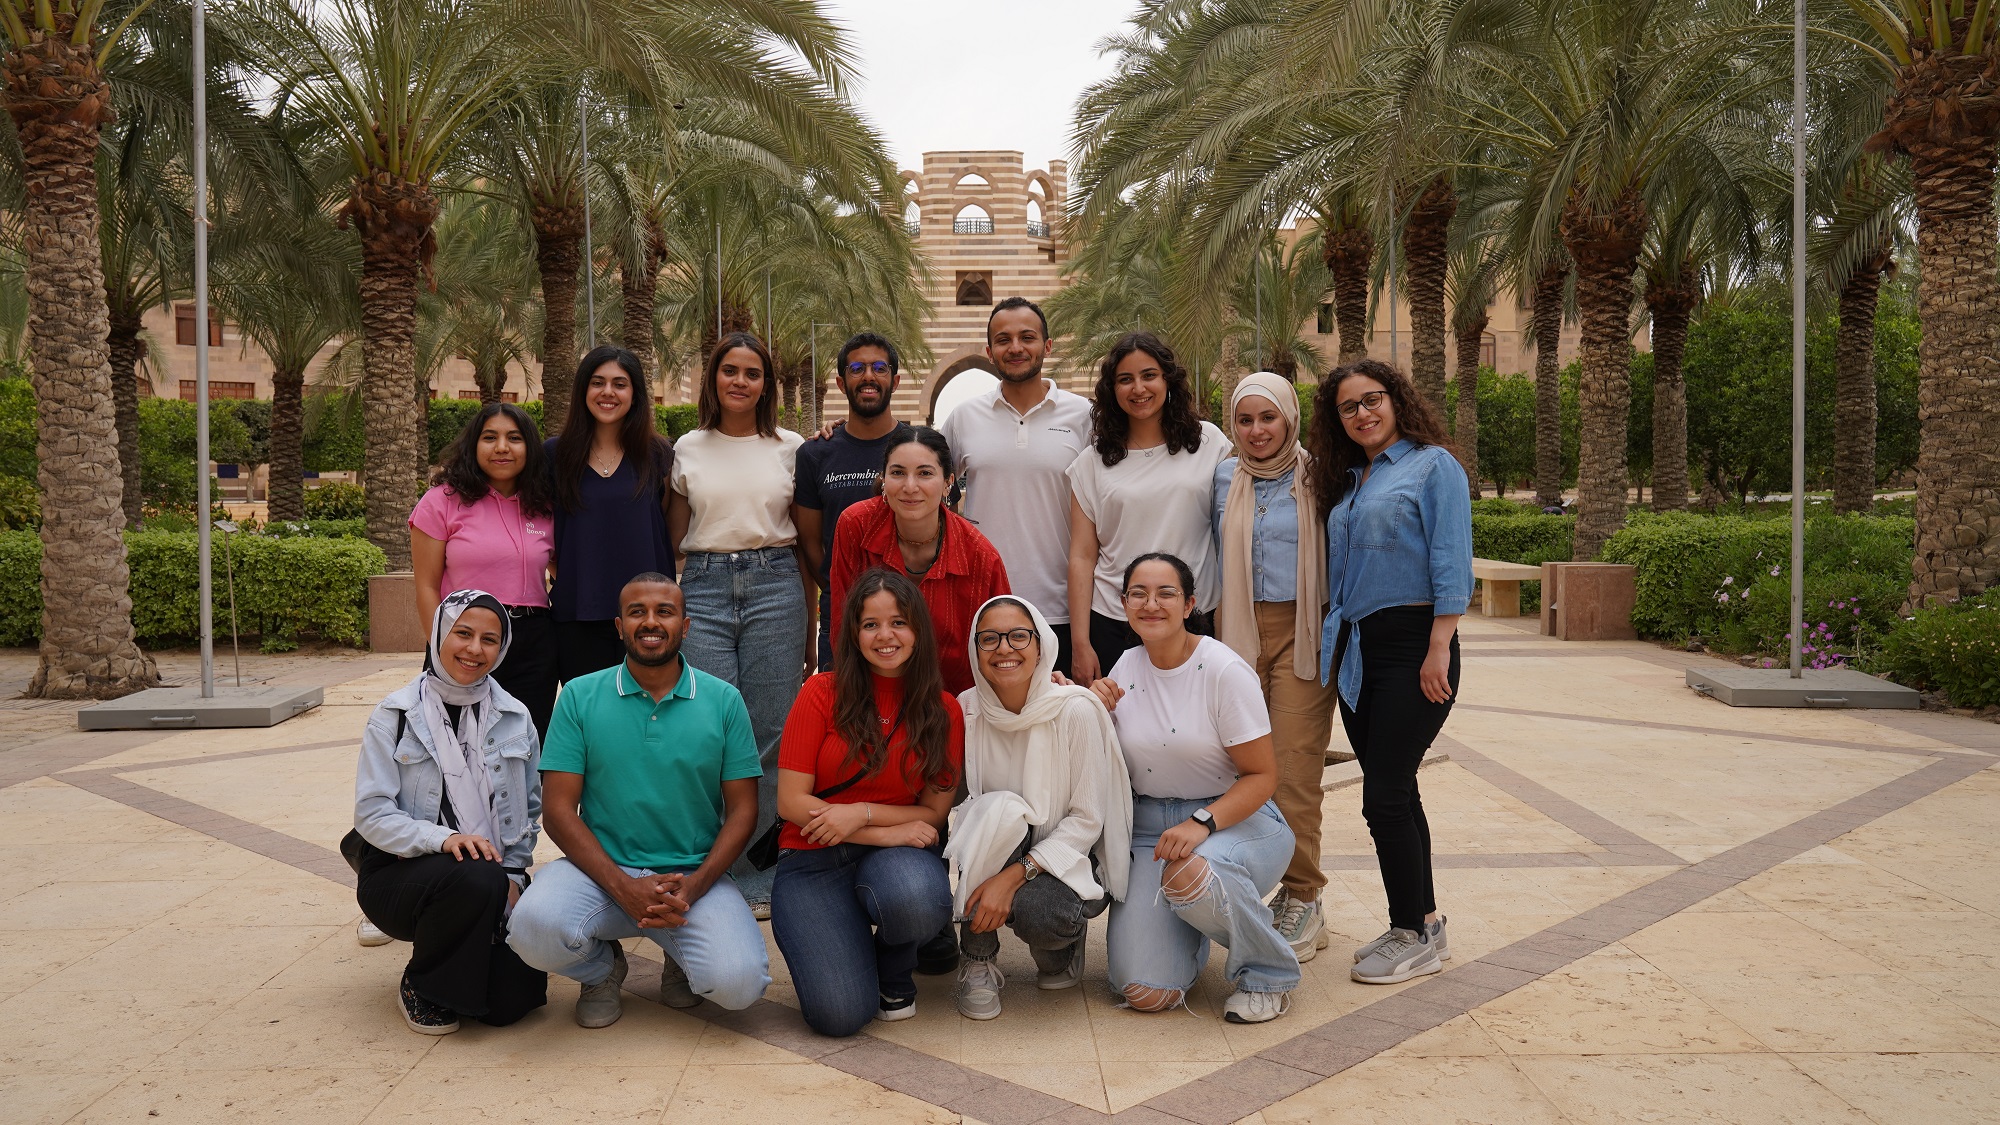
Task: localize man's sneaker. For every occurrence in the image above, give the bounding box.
[658,952,700,1009]
[575,944,629,1028]
[1273,893,1330,964]
[398,972,459,1035]
[916,924,960,975]
[1222,988,1291,1024]
[1034,940,1085,991]
[876,993,917,1022]
[1351,927,1442,985]
[357,918,394,947]
[1353,916,1449,965]
[954,957,1005,1020]
[749,899,772,922]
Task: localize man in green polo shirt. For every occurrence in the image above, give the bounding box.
[508,573,770,1027]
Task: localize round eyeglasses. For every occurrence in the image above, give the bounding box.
[846,360,892,376]
[974,628,1038,652]
[1336,390,1390,418]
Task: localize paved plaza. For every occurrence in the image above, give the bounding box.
[3,616,1997,1124]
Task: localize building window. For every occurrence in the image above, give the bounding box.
[174,303,222,347]
[456,390,518,402]
[955,172,990,186]
[1480,333,1497,369]
[179,380,254,402]
[956,271,993,307]
[1317,302,1334,335]
[952,204,994,235]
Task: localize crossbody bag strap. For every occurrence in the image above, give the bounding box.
[813,703,908,799]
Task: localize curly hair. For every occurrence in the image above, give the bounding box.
[832,568,959,792]
[1089,331,1205,467]
[1305,359,1455,521]
[432,402,554,517]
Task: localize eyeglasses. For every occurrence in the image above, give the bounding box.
[1337,390,1390,418]
[1121,587,1184,605]
[974,628,1038,652]
[846,360,892,376]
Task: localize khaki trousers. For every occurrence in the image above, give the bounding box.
[1253,600,1337,896]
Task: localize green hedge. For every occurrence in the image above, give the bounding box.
[0,474,37,530]
[1871,589,2000,708]
[0,529,386,650]
[1471,513,1573,566]
[303,482,366,520]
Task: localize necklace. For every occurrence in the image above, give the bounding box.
[898,511,943,575]
[589,444,621,478]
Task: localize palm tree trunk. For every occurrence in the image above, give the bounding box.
[342,173,438,571]
[1833,241,1891,515]
[533,204,586,435]
[1562,190,1647,560]
[5,22,159,698]
[1403,177,1455,414]
[1454,312,1485,497]
[620,227,662,385]
[107,311,144,527]
[1322,225,1372,363]
[699,301,757,359]
[267,366,305,522]
[1532,262,1567,508]
[1644,263,1698,512]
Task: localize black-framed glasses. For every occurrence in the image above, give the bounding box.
[846,360,892,376]
[1337,390,1390,418]
[974,628,1038,652]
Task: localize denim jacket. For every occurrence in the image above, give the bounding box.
[1319,440,1474,708]
[353,678,543,872]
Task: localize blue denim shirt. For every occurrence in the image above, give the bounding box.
[354,678,543,872]
[1211,460,1299,602]
[1319,440,1474,708]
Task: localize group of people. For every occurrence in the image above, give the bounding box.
[353,295,1474,1039]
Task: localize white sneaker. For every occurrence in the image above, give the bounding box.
[954,958,1005,1020]
[357,919,393,947]
[1223,988,1292,1024]
[876,993,917,1022]
[1272,893,1329,963]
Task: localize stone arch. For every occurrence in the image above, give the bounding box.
[923,346,1001,423]
[953,203,994,234]
[1025,170,1057,204]
[955,171,991,187]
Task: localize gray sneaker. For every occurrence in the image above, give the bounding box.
[1354,916,1448,964]
[955,957,1005,1020]
[1273,893,1329,963]
[658,952,700,1009]
[575,944,629,1028]
[1351,927,1442,985]
[1033,940,1085,990]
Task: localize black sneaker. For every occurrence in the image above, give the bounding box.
[915,924,960,976]
[399,972,460,1035]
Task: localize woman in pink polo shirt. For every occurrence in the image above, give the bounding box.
[410,403,558,737]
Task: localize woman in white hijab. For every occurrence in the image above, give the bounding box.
[944,595,1132,1021]
[351,589,547,1035]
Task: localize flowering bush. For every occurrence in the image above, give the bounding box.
[1870,590,2000,709]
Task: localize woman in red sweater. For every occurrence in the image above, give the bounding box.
[769,568,964,1036]
[829,427,1011,694]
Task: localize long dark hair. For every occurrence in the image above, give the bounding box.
[697,331,779,436]
[1305,358,1454,520]
[431,402,554,517]
[1090,330,1204,467]
[833,568,958,791]
[552,345,666,512]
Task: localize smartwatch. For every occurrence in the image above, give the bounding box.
[1191,809,1218,835]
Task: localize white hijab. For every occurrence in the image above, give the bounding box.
[420,589,511,848]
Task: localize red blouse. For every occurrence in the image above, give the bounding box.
[829,498,1011,695]
[775,672,965,851]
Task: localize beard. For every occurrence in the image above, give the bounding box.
[621,628,682,668]
[996,354,1044,384]
[847,388,892,419]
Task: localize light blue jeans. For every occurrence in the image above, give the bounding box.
[680,547,808,903]
[1107,796,1300,999]
[505,858,770,1010]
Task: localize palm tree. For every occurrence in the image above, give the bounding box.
[1228,231,1334,383]
[1529,259,1568,507]
[98,127,187,528]
[1447,234,1508,497]
[424,192,537,405]
[1815,152,1903,514]
[1319,190,1374,362]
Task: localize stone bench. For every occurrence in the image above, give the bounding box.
[1472,557,1545,617]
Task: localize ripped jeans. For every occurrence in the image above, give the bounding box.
[1106,796,1300,1003]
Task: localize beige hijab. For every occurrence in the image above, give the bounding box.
[1218,373,1326,679]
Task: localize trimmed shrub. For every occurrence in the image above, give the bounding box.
[0,378,33,480]
[0,474,38,530]
[0,530,37,645]
[1871,590,2000,709]
[656,403,698,439]
[1472,513,1573,566]
[303,481,366,520]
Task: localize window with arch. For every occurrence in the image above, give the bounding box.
[1026,197,1048,239]
[903,199,921,236]
[955,172,990,186]
[956,271,993,306]
[953,203,994,235]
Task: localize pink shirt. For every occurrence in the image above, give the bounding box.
[408,485,553,608]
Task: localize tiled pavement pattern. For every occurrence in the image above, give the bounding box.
[4,619,1998,1124]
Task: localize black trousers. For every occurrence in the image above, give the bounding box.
[1048,619,1075,681]
[356,851,547,1025]
[554,618,624,685]
[1335,605,1460,933]
[1085,609,1215,681]
[493,611,556,740]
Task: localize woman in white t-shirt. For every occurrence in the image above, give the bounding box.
[668,331,808,914]
[1089,552,1300,1025]
[1065,331,1229,685]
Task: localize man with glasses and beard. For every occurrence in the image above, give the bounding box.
[795,331,915,671]
[508,574,771,1027]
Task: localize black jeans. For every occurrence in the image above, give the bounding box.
[554,618,623,685]
[1335,605,1460,933]
[959,832,1105,969]
[1086,609,1214,680]
[493,610,556,740]
[1048,619,1076,681]
[356,851,547,1024]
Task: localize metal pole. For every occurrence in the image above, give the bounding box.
[1387,187,1399,367]
[765,270,771,339]
[716,221,723,340]
[579,95,595,348]
[809,323,818,434]
[1255,246,1263,372]
[193,0,213,698]
[1789,0,1806,678]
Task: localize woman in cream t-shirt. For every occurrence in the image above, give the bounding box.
[668,331,807,913]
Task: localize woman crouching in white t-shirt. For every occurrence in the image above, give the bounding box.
[1089,552,1300,1024]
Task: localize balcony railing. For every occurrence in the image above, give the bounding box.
[953,217,995,235]
[904,220,921,237]
[1026,219,1050,239]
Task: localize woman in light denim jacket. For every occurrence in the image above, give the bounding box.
[353,589,547,1034]
[1305,360,1473,988]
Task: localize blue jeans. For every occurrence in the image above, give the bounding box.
[505,858,770,1011]
[680,547,808,903]
[1107,796,1300,998]
[770,844,952,1037]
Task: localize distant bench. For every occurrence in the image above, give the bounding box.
[1471,557,1544,618]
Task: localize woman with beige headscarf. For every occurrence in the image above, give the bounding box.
[1210,372,1334,964]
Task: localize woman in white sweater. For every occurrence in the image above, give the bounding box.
[944,596,1132,1021]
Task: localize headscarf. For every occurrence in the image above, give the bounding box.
[420,589,512,849]
[947,595,1132,912]
[1217,373,1327,680]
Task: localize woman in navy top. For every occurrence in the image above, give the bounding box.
[1304,359,1472,988]
[546,345,675,683]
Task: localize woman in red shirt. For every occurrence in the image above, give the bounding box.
[829,427,1011,694]
[770,568,964,1036]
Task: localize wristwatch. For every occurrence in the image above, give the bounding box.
[1191,809,1218,835]
[1020,856,1042,881]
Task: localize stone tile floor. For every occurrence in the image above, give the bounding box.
[3,617,1997,1123]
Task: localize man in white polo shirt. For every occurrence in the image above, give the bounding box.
[939,297,1093,676]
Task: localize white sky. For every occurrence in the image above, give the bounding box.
[823,0,1138,172]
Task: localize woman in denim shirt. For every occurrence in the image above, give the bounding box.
[353,590,546,1034]
[1304,360,1473,987]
